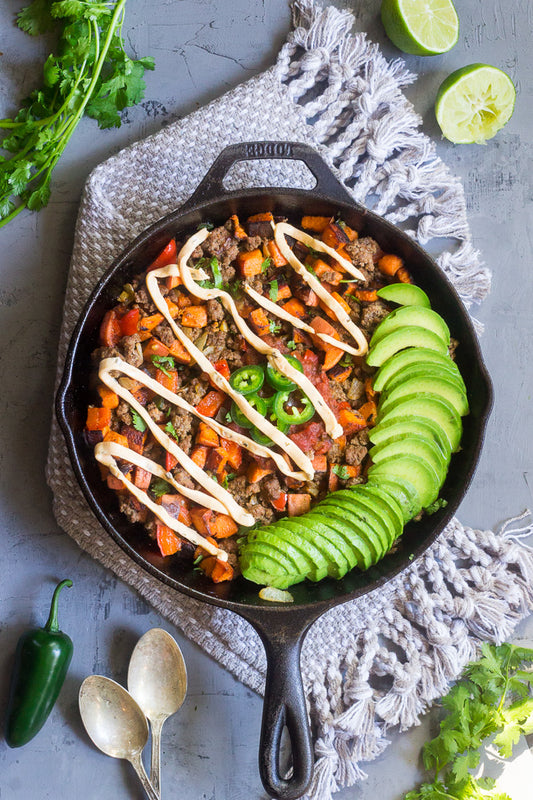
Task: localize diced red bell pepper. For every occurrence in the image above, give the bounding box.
[165,452,179,471]
[99,309,122,346]
[119,307,140,336]
[271,492,288,512]
[148,239,178,271]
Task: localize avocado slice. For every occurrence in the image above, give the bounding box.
[241,564,306,590]
[317,494,390,555]
[304,512,373,570]
[276,517,333,581]
[376,283,431,308]
[369,415,452,458]
[377,393,463,452]
[367,454,440,508]
[384,363,465,396]
[277,516,350,579]
[342,486,402,547]
[373,347,458,392]
[370,306,450,348]
[306,506,377,567]
[351,484,405,537]
[380,376,469,417]
[366,476,422,522]
[367,327,448,367]
[244,527,315,576]
[313,498,384,562]
[369,434,449,484]
[301,512,361,572]
[239,539,307,575]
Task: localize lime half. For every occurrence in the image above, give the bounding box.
[435,64,516,143]
[381,0,459,56]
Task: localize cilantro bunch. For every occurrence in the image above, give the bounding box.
[0,0,155,227]
[407,643,533,800]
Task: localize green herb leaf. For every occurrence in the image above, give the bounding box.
[269,280,279,302]
[150,478,172,498]
[287,340,297,351]
[332,464,350,480]
[164,421,179,440]
[1,0,155,227]
[17,0,56,35]
[197,222,214,231]
[261,257,272,273]
[406,642,533,800]
[131,408,146,432]
[269,319,281,334]
[151,355,176,377]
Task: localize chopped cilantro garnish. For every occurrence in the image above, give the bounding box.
[269,319,282,334]
[221,472,236,489]
[197,222,214,231]
[287,340,297,351]
[151,355,176,377]
[261,257,272,272]
[150,478,172,498]
[332,464,350,480]
[164,421,179,440]
[130,408,146,432]
[210,256,223,288]
[269,280,279,302]
[224,411,233,423]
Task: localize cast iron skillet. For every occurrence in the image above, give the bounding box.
[57,141,492,800]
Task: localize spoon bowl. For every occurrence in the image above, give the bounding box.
[128,628,188,794]
[79,675,158,800]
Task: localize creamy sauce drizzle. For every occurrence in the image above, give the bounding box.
[274,222,369,356]
[95,441,228,559]
[243,285,362,358]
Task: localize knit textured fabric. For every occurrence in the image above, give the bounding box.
[46,2,533,797]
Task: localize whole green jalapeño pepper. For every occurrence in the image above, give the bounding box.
[5,579,73,747]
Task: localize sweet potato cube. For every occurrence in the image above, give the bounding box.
[236,249,264,278]
[249,307,270,337]
[181,305,208,328]
[156,522,183,557]
[196,422,219,448]
[287,493,311,517]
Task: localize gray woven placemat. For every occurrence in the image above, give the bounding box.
[46,2,533,797]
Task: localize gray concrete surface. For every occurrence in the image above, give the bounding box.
[0,1,532,798]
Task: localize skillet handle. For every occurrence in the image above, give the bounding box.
[180,140,356,210]
[241,609,317,800]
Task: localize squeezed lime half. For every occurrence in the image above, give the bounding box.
[381,0,459,56]
[435,63,516,143]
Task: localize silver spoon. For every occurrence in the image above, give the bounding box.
[79,675,159,800]
[127,628,188,796]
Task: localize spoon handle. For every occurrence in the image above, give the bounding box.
[129,751,160,800]
[149,717,164,795]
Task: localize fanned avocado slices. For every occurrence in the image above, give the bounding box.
[380,375,469,417]
[368,454,440,509]
[373,347,459,392]
[376,283,431,308]
[370,306,450,348]
[377,393,463,452]
[369,416,452,458]
[367,326,448,367]
[369,434,449,485]
[239,290,469,591]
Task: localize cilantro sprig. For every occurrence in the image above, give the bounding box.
[0,0,154,227]
[151,355,176,377]
[406,643,533,800]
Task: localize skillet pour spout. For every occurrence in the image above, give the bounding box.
[56,140,493,799]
